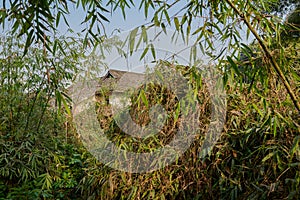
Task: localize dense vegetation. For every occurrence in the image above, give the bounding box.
[1,54,299,199]
[89,62,299,199]
[0,0,299,199]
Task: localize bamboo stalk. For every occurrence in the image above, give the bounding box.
[225,0,300,112]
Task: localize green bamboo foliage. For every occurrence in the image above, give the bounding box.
[0,0,299,199]
[78,61,299,199]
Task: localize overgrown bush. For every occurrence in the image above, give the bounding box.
[0,36,90,199]
[77,62,299,199]
[1,50,298,199]
[0,27,299,199]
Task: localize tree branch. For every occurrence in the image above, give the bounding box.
[225,0,300,112]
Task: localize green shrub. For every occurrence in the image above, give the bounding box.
[78,62,299,200]
[0,36,90,199]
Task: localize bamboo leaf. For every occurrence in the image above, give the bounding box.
[23,29,34,56]
[150,43,156,60]
[140,89,148,107]
[141,25,148,43]
[273,116,277,137]
[262,152,275,163]
[161,22,167,34]
[129,27,139,55]
[153,14,160,26]
[140,45,149,60]
[227,56,241,76]
[163,9,171,25]
[97,12,110,22]
[174,17,180,31]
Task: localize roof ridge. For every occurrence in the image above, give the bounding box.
[108,69,144,75]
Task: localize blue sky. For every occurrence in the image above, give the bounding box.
[60,2,210,73]
[0,1,253,74]
[59,2,160,36]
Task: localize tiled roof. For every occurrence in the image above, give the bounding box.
[99,69,145,93]
[68,69,145,103]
